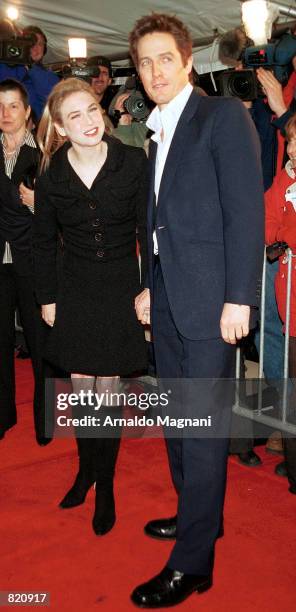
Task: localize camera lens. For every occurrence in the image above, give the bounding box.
[229,73,252,98]
[7,44,21,58]
[124,91,149,120]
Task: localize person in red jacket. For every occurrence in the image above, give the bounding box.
[265,113,296,494]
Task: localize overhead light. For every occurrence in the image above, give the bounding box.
[242,1,279,44]
[6,6,19,21]
[68,38,87,60]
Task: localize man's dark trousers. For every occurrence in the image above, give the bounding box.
[152,258,236,575]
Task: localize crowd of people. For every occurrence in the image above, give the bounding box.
[0,12,295,608]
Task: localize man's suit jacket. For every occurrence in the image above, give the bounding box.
[147,91,265,340]
[0,142,39,276]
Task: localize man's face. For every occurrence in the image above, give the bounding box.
[30,33,46,63]
[91,65,112,97]
[137,32,192,109]
[0,90,30,135]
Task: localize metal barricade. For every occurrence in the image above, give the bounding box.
[233,247,296,436]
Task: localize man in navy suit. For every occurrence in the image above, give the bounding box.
[130,13,264,608]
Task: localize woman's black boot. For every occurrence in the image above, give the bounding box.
[59,437,95,508]
[92,436,121,535]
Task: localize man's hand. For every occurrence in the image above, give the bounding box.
[42,303,56,327]
[19,182,35,208]
[256,68,287,117]
[220,303,250,344]
[135,288,150,325]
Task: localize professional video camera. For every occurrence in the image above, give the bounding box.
[219,29,296,101]
[0,18,35,65]
[60,62,99,81]
[109,75,151,121]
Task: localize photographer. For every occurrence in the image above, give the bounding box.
[112,91,149,148]
[87,55,114,133]
[87,54,149,148]
[0,23,59,120]
[219,27,284,465]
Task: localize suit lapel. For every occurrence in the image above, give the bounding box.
[157,90,201,207]
[147,139,157,228]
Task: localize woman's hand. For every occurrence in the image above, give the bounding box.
[42,303,56,327]
[135,288,150,325]
[19,182,35,208]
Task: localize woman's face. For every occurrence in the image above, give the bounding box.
[55,91,105,148]
[287,132,296,168]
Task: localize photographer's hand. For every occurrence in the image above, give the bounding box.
[114,93,132,125]
[256,68,287,117]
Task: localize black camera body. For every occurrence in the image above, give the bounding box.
[109,75,150,121]
[61,61,99,82]
[219,33,296,101]
[0,35,35,66]
[219,69,259,101]
[0,19,36,66]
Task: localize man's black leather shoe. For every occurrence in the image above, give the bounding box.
[238,450,262,467]
[131,566,212,608]
[144,516,177,540]
[144,515,224,541]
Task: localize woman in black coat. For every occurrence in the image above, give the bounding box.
[0,78,47,445]
[34,78,148,535]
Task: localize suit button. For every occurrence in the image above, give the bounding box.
[96,249,104,258]
[95,233,103,242]
[89,202,96,210]
[92,218,101,227]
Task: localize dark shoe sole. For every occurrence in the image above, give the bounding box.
[144,527,224,541]
[131,578,212,608]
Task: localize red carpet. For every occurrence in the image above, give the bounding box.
[1,359,295,611]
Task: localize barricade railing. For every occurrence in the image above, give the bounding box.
[233,246,296,436]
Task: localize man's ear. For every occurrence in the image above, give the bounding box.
[54,122,66,137]
[186,55,193,75]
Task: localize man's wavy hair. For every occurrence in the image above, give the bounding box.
[129,13,192,69]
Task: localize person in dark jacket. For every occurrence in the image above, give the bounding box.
[0,78,47,444]
[0,24,59,120]
[34,78,148,536]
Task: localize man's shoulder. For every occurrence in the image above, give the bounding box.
[193,93,244,115]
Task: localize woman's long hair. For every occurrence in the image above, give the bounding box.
[37,78,99,173]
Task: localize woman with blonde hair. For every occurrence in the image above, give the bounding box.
[34,78,148,534]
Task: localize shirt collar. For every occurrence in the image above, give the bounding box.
[0,129,36,150]
[147,83,193,143]
[285,159,296,179]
